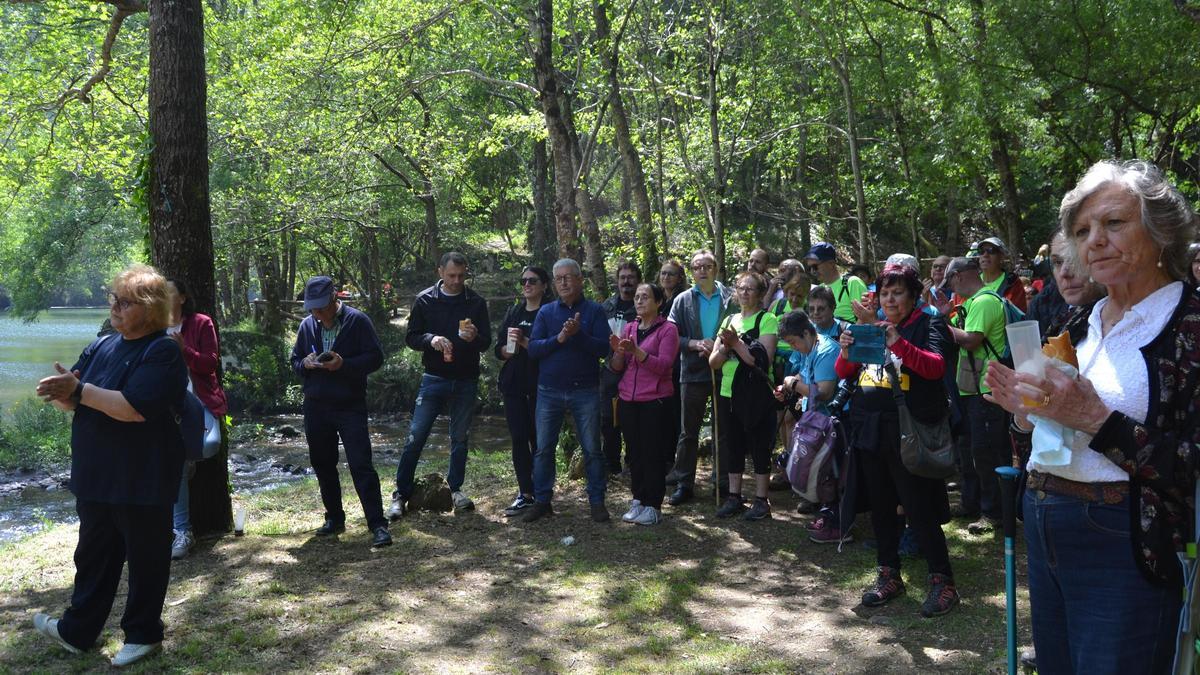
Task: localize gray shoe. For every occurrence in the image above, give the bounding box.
[621,500,643,522]
[111,642,162,667]
[387,491,406,520]
[452,491,475,511]
[632,506,660,526]
[33,613,81,654]
[171,530,194,560]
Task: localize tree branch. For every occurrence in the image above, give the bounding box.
[870,0,954,32]
[51,0,146,109]
[406,68,540,97]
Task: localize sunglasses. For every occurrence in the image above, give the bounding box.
[978,247,1001,255]
[519,277,541,286]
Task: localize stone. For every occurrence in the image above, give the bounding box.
[277,425,301,438]
[408,473,452,512]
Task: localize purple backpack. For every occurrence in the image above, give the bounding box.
[786,410,840,504]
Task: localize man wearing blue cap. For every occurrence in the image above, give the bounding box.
[804,242,867,324]
[289,276,391,548]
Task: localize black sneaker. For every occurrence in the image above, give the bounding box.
[862,566,906,607]
[370,526,392,548]
[315,519,345,536]
[742,497,771,521]
[668,485,693,506]
[715,494,746,518]
[590,502,611,523]
[920,573,959,617]
[522,501,554,523]
[503,495,535,517]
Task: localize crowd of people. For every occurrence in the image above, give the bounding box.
[30,158,1200,671]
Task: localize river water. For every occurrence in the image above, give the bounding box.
[0,307,111,411]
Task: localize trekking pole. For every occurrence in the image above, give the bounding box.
[711,366,720,507]
[996,466,1021,675]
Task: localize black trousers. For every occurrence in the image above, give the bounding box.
[857,416,953,577]
[964,394,1009,520]
[503,390,537,497]
[671,379,730,491]
[303,401,386,530]
[719,396,775,477]
[56,500,173,649]
[619,398,674,509]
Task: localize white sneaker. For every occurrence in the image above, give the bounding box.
[111,641,162,667]
[171,530,194,560]
[452,491,475,511]
[621,500,643,522]
[387,491,405,520]
[633,506,660,526]
[33,613,81,654]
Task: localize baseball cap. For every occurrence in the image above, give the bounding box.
[978,237,1009,255]
[885,253,919,272]
[303,276,335,311]
[804,242,837,263]
[938,257,980,291]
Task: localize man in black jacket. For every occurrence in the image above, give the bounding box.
[600,261,641,474]
[389,252,492,517]
[290,276,390,548]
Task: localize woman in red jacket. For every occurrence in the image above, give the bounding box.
[610,283,679,526]
[167,278,228,560]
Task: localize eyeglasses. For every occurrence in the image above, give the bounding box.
[107,293,137,310]
[690,263,714,271]
[660,270,680,277]
[735,285,760,293]
[978,247,1001,256]
[519,277,541,286]
[553,275,577,284]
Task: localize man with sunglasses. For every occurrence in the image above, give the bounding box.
[664,249,738,506]
[804,242,867,324]
[389,252,492,518]
[976,237,1028,313]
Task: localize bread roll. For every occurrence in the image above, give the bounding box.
[1041,332,1078,369]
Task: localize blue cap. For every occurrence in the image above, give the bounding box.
[804,242,837,263]
[303,276,335,310]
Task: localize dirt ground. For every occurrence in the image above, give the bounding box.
[2,440,1030,673]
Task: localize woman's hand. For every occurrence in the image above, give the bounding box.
[718,326,739,349]
[850,298,876,324]
[618,338,635,355]
[879,321,900,348]
[838,327,855,355]
[37,362,80,403]
[985,362,1111,435]
[983,361,1029,429]
[609,333,621,352]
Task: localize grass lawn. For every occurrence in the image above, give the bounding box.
[1,447,1030,673]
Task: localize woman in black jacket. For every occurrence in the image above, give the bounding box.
[495,266,550,517]
[835,263,959,618]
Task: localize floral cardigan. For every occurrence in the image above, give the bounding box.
[1015,285,1200,588]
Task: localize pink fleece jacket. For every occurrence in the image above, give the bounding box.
[613,316,679,402]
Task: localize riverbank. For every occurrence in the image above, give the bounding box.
[2,443,1031,673]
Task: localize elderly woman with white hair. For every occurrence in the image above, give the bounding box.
[986,160,1200,673]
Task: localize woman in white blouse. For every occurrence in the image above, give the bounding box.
[986,160,1200,674]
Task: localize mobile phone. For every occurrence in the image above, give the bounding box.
[317,351,335,363]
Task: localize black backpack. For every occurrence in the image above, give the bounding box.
[728,312,776,428]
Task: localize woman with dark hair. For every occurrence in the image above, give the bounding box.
[836,263,959,617]
[986,160,1200,672]
[657,259,688,315]
[165,278,228,560]
[657,259,687,462]
[610,283,679,525]
[495,266,550,517]
[709,271,778,521]
[33,264,188,667]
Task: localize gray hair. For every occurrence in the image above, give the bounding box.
[1058,160,1198,282]
[552,258,582,277]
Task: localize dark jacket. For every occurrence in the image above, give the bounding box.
[290,303,384,405]
[1014,284,1200,589]
[1026,277,1068,338]
[668,282,738,384]
[495,301,541,396]
[601,294,638,392]
[405,281,493,380]
[528,296,610,389]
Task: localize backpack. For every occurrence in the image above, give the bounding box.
[956,289,1023,364]
[786,410,842,504]
[727,312,777,428]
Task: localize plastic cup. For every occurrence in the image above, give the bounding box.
[1007,320,1046,407]
[234,506,247,536]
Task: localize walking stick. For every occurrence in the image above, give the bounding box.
[711,366,720,507]
[997,466,1021,675]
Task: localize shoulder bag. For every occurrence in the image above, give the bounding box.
[883,361,955,479]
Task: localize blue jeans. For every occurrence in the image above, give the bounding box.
[395,374,479,498]
[1024,489,1181,673]
[533,384,607,505]
[173,469,190,532]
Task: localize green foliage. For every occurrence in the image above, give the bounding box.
[0,398,72,471]
[221,330,300,413]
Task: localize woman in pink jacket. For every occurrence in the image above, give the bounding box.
[609,283,679,526]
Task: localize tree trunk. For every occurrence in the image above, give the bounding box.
[594,0,657,275]
[254,249,284,336]
[831,52,868,264]
[147,0,230,537]
[797,123,811,254]
[528,138,555,268]
[705,7,727,278]
[533,0,580,260]
[945,185,962,255]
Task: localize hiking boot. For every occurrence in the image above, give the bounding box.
[621,500,643,523]
[33,613,81,654]
[171,529,194,560]
[967,515,998,535]
[452,491,475,511]
[806,515,828,532]
[1020,646,1037,671]
[742,497,771,521]
[920,573,960,617]
[668,485,693,506]
[387,491,406,520]
[503,495,535,517]
[314,519,345,536]
[522,501,553,523]
[632,506,660,526]
[715,494,746,519]
[590,502,611,523]
[862,566,906,607]
[810,522,852,544]
[111,642,162,667]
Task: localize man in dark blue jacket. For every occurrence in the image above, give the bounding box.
[522,258,612,523]
[389,252,492,517]
[290,276,390,548]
